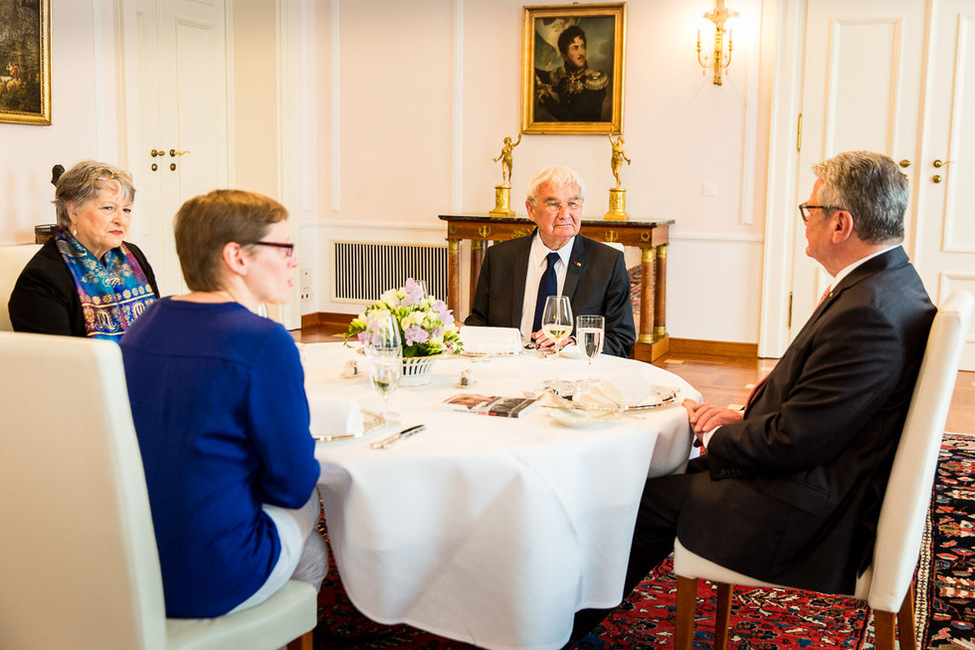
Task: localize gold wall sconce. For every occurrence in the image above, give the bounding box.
[696,0,738,86]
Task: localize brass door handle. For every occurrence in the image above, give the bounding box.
[150,149,166,157]
[899,159,911,168]
[170,149,190,157]
[933,175,942,183]
[933,159,954,168]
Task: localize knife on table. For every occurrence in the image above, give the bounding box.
[370,424,426,450]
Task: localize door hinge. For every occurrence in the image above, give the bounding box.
[787,291,793,329]
[796,113,802,152]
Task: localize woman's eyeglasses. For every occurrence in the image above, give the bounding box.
[252,241,295,258]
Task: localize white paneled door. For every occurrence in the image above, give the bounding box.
[914,0,975,370]
[129,0,230,297]
[789,0,974,369]
[791,0,926,332]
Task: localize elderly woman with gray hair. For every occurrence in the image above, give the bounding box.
[8,160,158,340]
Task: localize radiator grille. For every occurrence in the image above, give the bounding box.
[332,241,449,303]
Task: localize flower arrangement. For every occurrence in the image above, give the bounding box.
[345,278,463,358]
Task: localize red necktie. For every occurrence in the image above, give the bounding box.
[818,287,832,307]
[744,372,768,411]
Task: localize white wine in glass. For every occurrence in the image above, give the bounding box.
[541,295,573,394]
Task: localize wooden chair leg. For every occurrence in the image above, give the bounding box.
[286,630,314,650]
[873,610,896,650]
[675,575,698,650]
[714,582,733,650]
[896,582,918,650]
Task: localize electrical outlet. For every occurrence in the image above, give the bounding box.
[299,268,313,302]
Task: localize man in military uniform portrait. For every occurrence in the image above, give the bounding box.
[534,25,610,123]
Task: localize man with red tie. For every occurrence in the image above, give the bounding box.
[573,151,936,638]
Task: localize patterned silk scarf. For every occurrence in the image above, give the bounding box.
[55,228,156,341]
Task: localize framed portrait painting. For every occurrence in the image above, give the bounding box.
[0,0,52,125]
[521,3,625,135]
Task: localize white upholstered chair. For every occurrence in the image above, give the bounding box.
[0,332,318,649]
[672,290,974,650]
[0,243,41,331]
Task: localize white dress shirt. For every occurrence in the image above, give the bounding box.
[519,235,574,341]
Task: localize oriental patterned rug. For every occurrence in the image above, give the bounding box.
[314,432,975,649]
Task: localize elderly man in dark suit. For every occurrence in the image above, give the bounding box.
[572,150,937,638]
[465,165,635,357]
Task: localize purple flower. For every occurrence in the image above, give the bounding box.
[404,325,429,346]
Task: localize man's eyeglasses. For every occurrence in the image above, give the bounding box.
[252,241,295,258]
[539,199,582,214]
[798,203,845,223]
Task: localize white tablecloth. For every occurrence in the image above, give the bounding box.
[304,343,700,650]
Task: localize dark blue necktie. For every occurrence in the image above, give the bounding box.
[532,252,561,333]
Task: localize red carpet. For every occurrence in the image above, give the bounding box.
[314,432,974,649]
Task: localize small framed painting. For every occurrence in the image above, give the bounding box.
[0,0,52,126]
[521,3,625,135]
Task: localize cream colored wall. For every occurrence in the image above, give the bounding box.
[0,0,772,345]
[0,0,118,244]
[310,0,768,343]
[232,0,278,199]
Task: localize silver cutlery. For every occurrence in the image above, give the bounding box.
[370,424,426,450]
[314,432,361,442]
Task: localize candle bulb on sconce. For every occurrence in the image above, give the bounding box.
[696,0,738,86]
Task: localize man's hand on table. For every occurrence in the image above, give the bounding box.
[531,329,574,353]
[681,399,743,446]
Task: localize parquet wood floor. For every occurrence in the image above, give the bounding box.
[296,325,974,434]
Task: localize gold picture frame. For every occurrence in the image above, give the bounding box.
[521,3,625,135]
[0,0,52,126]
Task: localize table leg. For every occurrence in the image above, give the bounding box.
[447,238,461,318]
[654,244,668,339]
[638,247,654,344]
[470,240,484,313]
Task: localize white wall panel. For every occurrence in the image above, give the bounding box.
[0,2,105,244]
[312,0,769,344]
[334,0,454,222]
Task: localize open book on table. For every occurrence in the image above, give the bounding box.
[439,393,540,418]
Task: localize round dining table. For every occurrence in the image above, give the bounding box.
[303,342,701,650]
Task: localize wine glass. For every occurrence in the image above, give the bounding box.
[365,313,402,425]
[576,314,604,385]
[541,295,574,394]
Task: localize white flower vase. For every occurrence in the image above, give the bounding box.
[401,355,437,387]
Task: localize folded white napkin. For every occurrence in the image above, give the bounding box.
[306,392,364,437]
[574,380,629,410]
[459,326,523,354]
[538,380,629,412]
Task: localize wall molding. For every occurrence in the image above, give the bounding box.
[670,233,764,243]
[302,220,447,234]
[669,338,760,358]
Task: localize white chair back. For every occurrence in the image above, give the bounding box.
[0,332,318,649]
[0,244,42,331]
[0,332,168,649]
[868,290,974,612]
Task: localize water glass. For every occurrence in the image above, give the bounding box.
[576,314,604,383]
[367,346,401,425]
[365,313,402,424]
